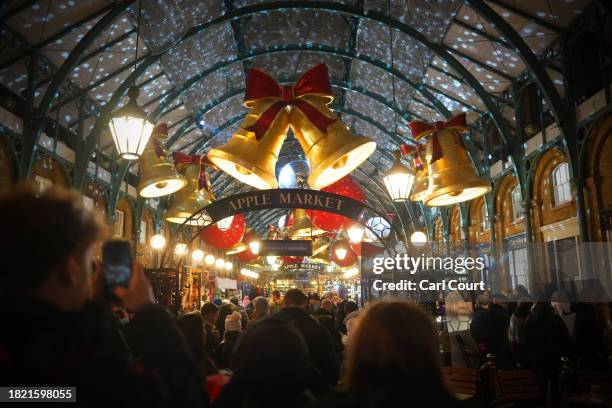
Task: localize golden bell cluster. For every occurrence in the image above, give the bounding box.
[391,113,491,207]
[207,64,376,190]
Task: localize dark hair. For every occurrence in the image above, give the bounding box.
[201,302,220,315]
[177,312,206,360]
[230,316,310,396]
[0,184,105,291]
[344,301,359,315]
[345,301,442,389]
[271,290,281,298]
[283,288,308,308]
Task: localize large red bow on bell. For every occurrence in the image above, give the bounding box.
[408,113,467,164]
[243,64,337,140]
[172,152,213,193]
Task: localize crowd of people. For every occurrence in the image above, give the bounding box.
[0,185,609,407]
[469,287,608,393]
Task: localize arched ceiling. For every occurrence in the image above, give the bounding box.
[0,0,590,231]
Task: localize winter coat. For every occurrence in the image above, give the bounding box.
[0,295,207,408]
[276,307,340,389]
[312,308,343,352]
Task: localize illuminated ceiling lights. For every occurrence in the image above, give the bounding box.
[215,258,225,269]
[192,249,204,262]
[175,243,188,255]
[204,254,215,265]
[108,0,153,161]
[343,268,359,279]
[241,269,259,279]
[410,231,428,246]
[347,224,365,244]
[150,234,166,250]
[383,151,415,202]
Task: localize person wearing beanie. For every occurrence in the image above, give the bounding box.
[248,296,270,328]
[218,311,242,369]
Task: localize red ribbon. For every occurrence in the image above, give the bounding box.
[243,64,337,140]
[408,113,468,164]
[151,123,169,158]
[172,152,211,192]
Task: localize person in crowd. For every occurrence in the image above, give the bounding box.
[201,302,221,360]
[508,297,532,368]
[229,297,249,330]
[470,293,512,368]
[525,302,572,393]
[177,312,218,377]
[248,296,269,327]
[277,289,340,391]
[320,301,460,407]
[213,316,320,408]
[216,302,235,340]
[508,285,529,316]
[341,301,361,347]
[308,293,322,314]
[574,295,608,370]
[474,289,491,312]
[313,299,343,352]
[270,289,282,313]
[217,311,242,369]
[0,184,207,407]
[550,290,576,340]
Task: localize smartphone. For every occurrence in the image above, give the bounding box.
[102,240,132,290]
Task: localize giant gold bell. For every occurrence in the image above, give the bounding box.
[311,236,331,256]
[424,129,491,206]
[137,124,186,198]
[310,245,331,265]
[287,208,325,238]
[410,151,430,202]
[289,95,377,189]
[165,163,213,226]
[207,99,289,190]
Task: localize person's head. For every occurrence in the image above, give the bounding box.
[201,302,220,324]
[517,297,533,310]
[230,316,312,398]
[230,297,239,307]
[513,284,528,297]
[283,289,308,309]
[225,311,242,335]
[271,290,281,301]
[345,301,441,389]
[344,300,359,315]
[253,296,269,315]
[492,293,508,307]
[177,312,206,359]
[321,299,334,313]
[0,184,106,310]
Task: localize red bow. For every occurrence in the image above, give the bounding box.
[150,123,169,158]
[408,113,467,164]
[243,64,337,140]
[398,143,426,170]
[172,152,212,193]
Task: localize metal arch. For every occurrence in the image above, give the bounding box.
[22,1,135,177]
[169,1,514,148]
[464,0,569,150]
[35,1,134,127]
[148,44,454,122]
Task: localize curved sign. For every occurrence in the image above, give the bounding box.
[200,188,365,223]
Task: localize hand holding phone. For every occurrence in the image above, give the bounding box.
[102,240,132,290]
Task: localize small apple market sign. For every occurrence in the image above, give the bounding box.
[202,189,364,223]
[280,263,325,272]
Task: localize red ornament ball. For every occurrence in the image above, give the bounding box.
[308,176,365,232]
[200,213,245,249]
[236,231,259,263]
[281,256,304,264]
[330,240,357,267]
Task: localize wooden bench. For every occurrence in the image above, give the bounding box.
[442,366,479,400]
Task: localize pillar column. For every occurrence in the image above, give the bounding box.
[521,199,538,295]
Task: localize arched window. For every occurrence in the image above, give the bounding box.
[481,202,490,231]
[511,186,523,221]
[551,162,571,206]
